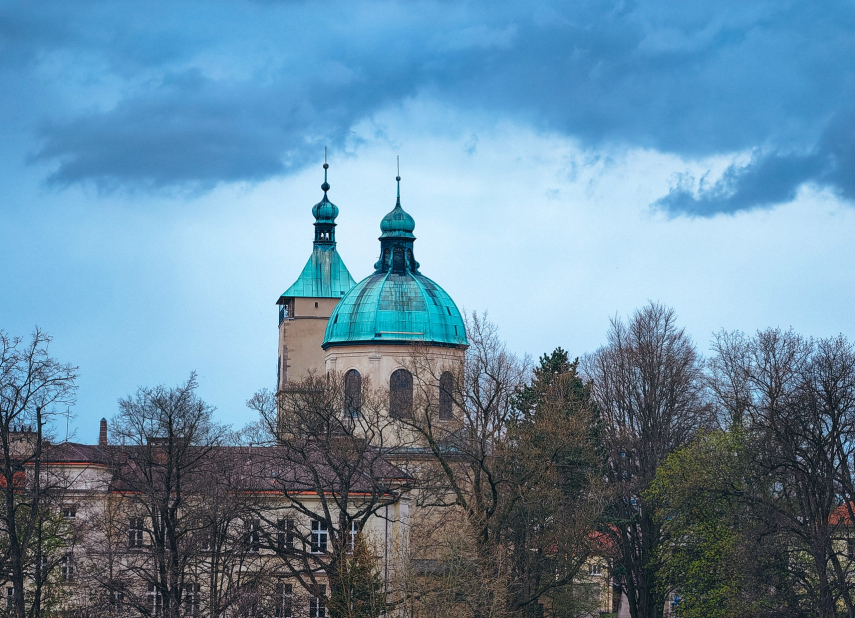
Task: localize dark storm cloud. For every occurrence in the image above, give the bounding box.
[654,107,855,216]
[7,0,855,213]
[31,69,406,191]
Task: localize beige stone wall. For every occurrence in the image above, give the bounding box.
[324,343,465,447]
[324,343,464,390]
[278,297,341,387]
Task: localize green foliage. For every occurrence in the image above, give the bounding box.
[648,430,793,618]
[500,348,604,614]
[328,535,387,618]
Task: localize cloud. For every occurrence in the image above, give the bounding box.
[5,0,855,212]
[31,70,396,192]
[654,107,855,216]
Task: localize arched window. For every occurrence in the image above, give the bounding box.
[439,371,454,420]
[344,369,362,418]
[389,369,413,419]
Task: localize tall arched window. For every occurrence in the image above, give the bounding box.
[344,369,362,418]
[389,369,413,419]
[439,371,454,420]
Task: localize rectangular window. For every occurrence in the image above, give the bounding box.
[60,554,75,582]
[274,582,293,618]
[129,517,145,548]
[589,561,601,577]
[184,583,200,615]
[148,584,163,618]
[5,587,12,609]
[347,521,358,554]
[109,586,124,612]
[308,585,326,618]
[310,520,328,554]
[61,505,77,519]
[201,529,213,553]
[245,519,260,553]
[277,519,294,553]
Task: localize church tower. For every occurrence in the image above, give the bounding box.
[321,169,468,425]
[276,160,356,390]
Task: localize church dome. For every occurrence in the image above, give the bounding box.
[312,195,339,224]
[312,164,339,224]
[323,271,467,348]
[323,175,467,349]
[379,202,415,239]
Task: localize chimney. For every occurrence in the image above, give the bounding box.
[99,418,108,447]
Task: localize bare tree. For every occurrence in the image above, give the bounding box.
[403,316,604,618]
[104,372,228,618]
[0,328,77,618]
[248,372,409,618]
[195,447,270,618]
[584,302,710,618]
[710,329,855,618]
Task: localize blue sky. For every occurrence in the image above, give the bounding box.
[2,0,854,442]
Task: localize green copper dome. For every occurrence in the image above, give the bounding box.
[312,193,339,224]
[323,271,467,347]
[323,176,467,349]
[379,203,415,239]
[278,161,356,301]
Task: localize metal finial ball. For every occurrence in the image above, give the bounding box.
[323,163,329,169]
[321,182,330,192]
[396,176,401,182]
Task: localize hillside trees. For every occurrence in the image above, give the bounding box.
[0,329,77,618]
[585,303,711,618]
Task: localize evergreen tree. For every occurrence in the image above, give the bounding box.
[328,535,387,618]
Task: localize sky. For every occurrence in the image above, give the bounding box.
[1,0,854,443]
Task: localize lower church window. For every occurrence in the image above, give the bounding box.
[390,369,413,418]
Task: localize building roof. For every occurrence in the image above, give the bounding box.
[278,162,357,301]
[281,246,356,299]
[379,201,415,240]
[43,441,108,465]
[42,441,410,496]
[323,271,467,347]
[323,180,467,349]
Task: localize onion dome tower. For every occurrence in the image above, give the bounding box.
[323,170,467,349]
[276,157,356,388]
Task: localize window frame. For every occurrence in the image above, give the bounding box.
[245,519,261,553]
[59,554,75,582]
[347,520,358,554]
[308,585,327,618]
[439,371,454,420]
[183,582,200,615]
[274,582,293,618]
[310,519,328,554]
[277,518,295,553]
[389,368,413,419]
[344,369,362,419]
[128,516,145,549]
[148,583,163,618]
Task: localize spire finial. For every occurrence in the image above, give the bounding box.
[321,147,330,193]
[396,156,401,202]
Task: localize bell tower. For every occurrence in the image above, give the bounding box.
[276,157,356,389]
